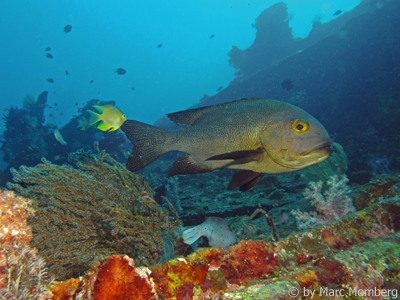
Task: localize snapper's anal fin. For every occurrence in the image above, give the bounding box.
[121,120,170,172]
[168,155,213,177]
[228,170,265,191]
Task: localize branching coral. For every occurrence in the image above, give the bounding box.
[241,209,279,241]
[291,175,356,230]
[7,143,180,280]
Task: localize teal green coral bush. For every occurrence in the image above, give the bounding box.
[7,143,180,280]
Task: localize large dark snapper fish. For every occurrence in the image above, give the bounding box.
[121,98,333,191]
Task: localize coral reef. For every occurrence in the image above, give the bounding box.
[49,191,400,299]
[0,93,129,187]
[7,144,180,280]
[0,190,52,300]
[291,175,356,229]
[2,157,400,299]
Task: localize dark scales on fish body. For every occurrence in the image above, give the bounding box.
[122,98,332,191]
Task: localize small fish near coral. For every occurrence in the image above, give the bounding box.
[87,104,126,131]
[54,129,67,145]
[77,115,92,130]
[121,98,333,191]
[183,217,237,248]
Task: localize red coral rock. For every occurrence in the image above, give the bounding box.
[294,269,318,289]
[222,240,277,285]
[314,258,349,286]
[321,229,351,249]
[50,278,81,300]
[295,252,313,265]
[93,255,157,300]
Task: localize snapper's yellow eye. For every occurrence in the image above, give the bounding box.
[292,119,309,133]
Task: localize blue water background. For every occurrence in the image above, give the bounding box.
[0,0,359,129]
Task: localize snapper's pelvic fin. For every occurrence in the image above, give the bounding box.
[228,170,265,192]
[121,120,170,172]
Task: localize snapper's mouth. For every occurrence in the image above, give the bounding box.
[302,142,333,156]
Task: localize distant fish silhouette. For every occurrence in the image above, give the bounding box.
[209,34,215,38]
[44,47,51,51]
[46,78,54,83]
[90,80,94,83]
[281,79,294,91]
[63,24,72,33]
[45,53,53,59]
[130,87,135,91]
[216,86,223,92]
[333,9,342,16]
[157,44,163,48]
[65,70,69,75]
[115,68,126,75]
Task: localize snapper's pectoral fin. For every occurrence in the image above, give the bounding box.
[168,155,213,176]
[206,149,264,164]
[228,170,265,192]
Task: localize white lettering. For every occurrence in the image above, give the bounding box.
[303,287,314,298]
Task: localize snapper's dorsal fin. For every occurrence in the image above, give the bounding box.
[167,98,267,127]
[167,106,219,127]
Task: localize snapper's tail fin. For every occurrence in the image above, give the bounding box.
[182,226,203,245]
[121,120,171,172]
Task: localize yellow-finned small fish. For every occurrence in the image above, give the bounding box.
[54,129,67,145]
[87,105,126,132]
